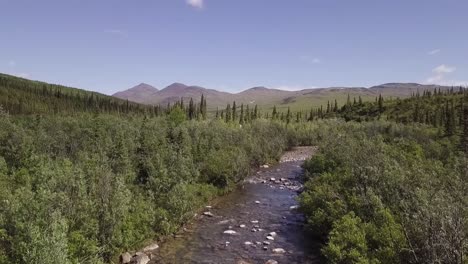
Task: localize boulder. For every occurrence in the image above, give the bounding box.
[143,243,159,252]
[266,236,275,241]
[272,248,286,254]
[203,211,214,217]
[130,253,150,264]
[120,252,132,264]
[268,232,277,237]
[223,230,237,235]
[265,260,279,264]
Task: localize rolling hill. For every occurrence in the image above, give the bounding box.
[113,82,452,112]
[0,73,157,115]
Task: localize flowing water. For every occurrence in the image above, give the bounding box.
[149,147,321,264]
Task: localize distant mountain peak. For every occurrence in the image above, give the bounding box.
[112,83,158,102]
[164,82,188,90]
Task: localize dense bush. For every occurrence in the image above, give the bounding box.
[0,112,289,263]
[299,121,467,264]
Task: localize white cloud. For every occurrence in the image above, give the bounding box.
[428,49,440,55]
[433,64,456,74]
[300,56,321,64]
[311,58,321,64]
[104,29,128,37]
[425,64,467,86]
[187,0,204,9]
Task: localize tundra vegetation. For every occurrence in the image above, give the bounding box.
[0,73,466,263]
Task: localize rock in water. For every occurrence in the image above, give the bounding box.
[223,230,237,235]
[265,260,279,264]
[203,211,214,217]
[120,252,132,264]
[266,236,275,240]
[272,248,286,254]
[268,232,277,237]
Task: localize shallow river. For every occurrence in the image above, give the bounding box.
[150,147,321,264]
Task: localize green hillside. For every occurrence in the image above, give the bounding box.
[0,73,159,115]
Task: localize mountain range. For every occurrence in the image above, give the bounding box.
[113,82,451,111]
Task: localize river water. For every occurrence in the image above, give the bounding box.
[149,147,321,264]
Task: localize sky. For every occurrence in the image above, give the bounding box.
[1,0,467,94]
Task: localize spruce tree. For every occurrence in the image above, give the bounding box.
[188,98,195,120]
[460,105,468,153]
[239,104,244,124]
[232,101,237,122]
[245,105,250,123]
[272,105,277,120]
[225,104,231,122]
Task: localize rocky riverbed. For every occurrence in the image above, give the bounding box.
[121,146,321,264]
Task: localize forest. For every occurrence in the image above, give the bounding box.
[0,73,466,263]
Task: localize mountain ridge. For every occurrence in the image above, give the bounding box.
[113,82,453,111]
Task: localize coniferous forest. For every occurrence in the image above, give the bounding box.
[0,73,466,263]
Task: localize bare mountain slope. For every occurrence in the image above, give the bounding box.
[113,83,159,102]
[113,82,454,111]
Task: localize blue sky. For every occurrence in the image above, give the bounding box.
[1,0,467,94]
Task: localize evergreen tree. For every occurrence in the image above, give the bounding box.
[461,105,468,153]
[188,98,195,120]
[225,104,231,122]
[232,101,237,122]
[239,104,244,124]
[378,94,384,113]
[272,106,277,120]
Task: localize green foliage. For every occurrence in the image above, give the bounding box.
[0,73,159,116]
[0,111,289,263]
[299,121,467,264]
[323,212,371,264]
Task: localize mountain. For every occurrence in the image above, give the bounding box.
[114,82,455,111]
[113,83,159,102]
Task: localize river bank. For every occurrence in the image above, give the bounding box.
[122,147,321,264]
